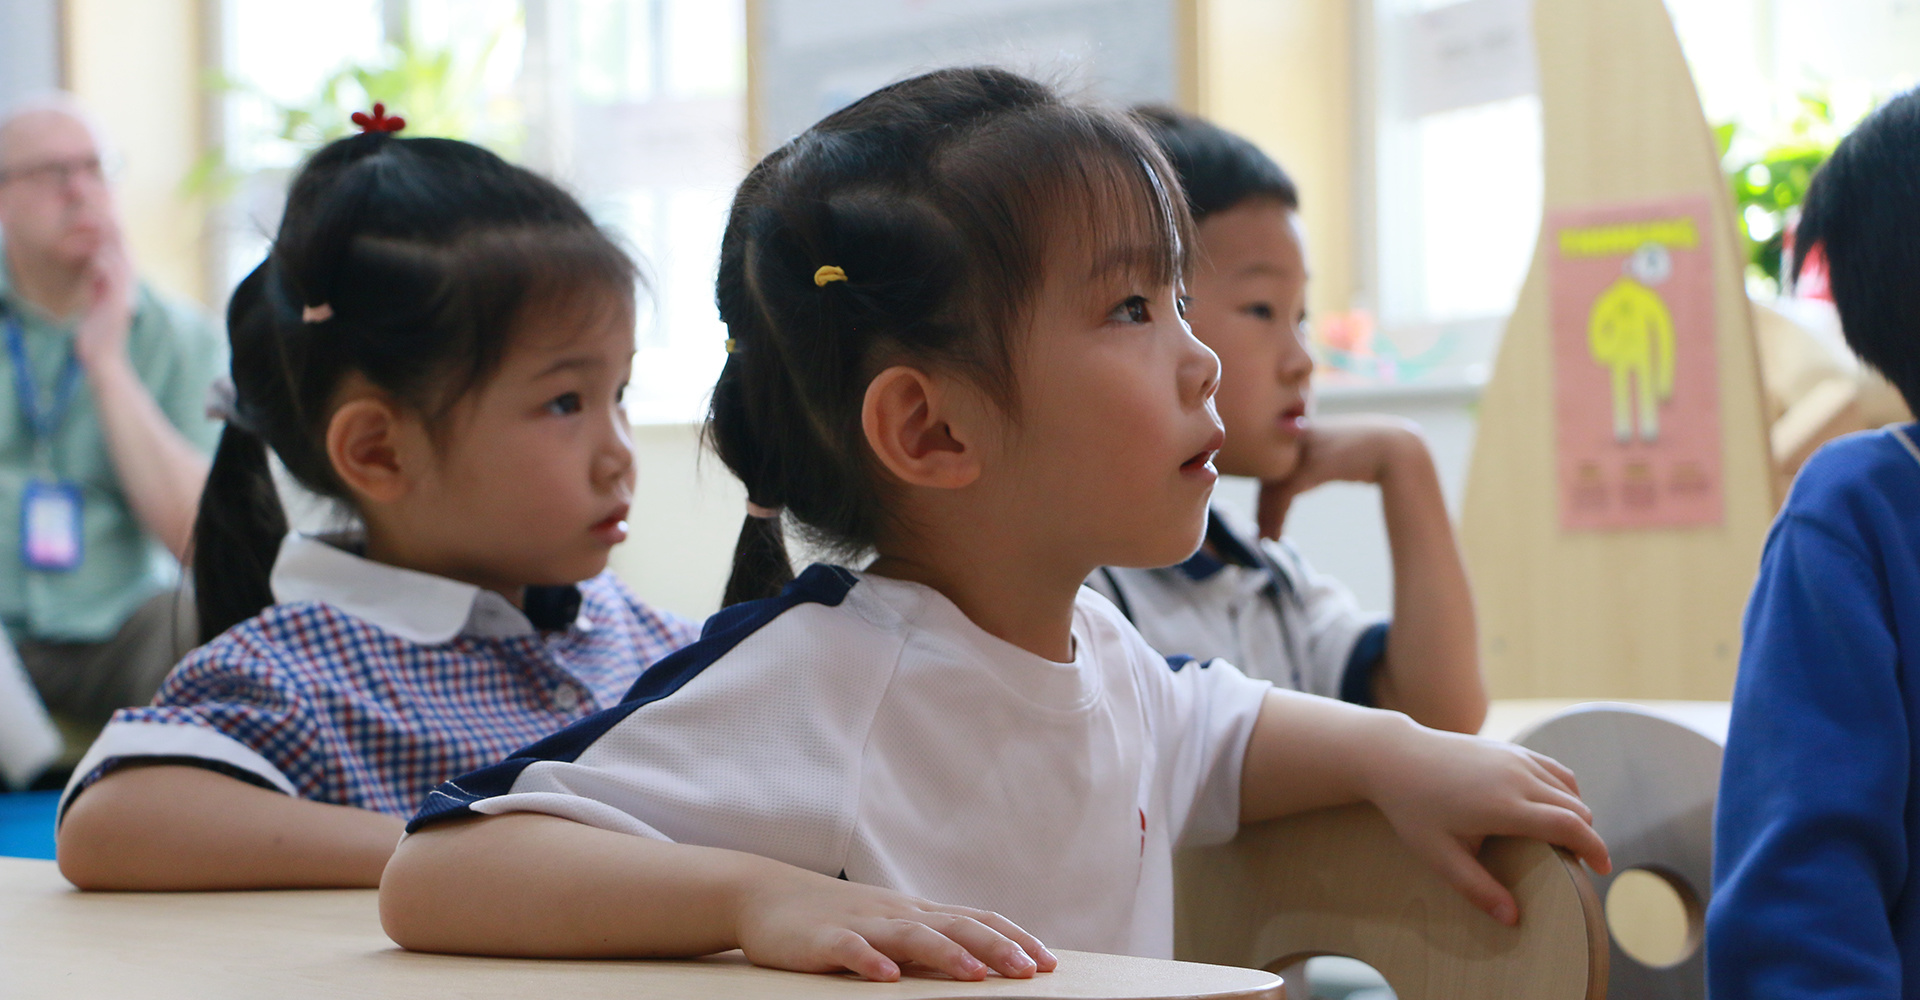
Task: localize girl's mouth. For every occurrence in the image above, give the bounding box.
[1180,450,1218,475]
[1181,428,1227,476]
[1279,403,1308,434]
[591,506,631,544]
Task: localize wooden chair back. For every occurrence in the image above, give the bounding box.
[1175,803,1607,1000]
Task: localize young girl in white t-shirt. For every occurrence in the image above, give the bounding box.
[380,68,1609,981]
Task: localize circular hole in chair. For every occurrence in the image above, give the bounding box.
[1265,953,1395,1000]
[1605,866,1704,968]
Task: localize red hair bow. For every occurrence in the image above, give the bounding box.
[351,103,406,134]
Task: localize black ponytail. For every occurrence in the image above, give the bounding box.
[192,423,288,642]
[722,514,792,607]
[707,67,1192,605]
[189,131,635,640]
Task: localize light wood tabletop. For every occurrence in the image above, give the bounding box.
[0,858,1281,1000]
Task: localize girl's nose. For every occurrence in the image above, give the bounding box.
[595,408,636,486]
[1182,321,1222,407]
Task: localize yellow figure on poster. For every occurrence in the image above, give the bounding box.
[1587,276,1675,442]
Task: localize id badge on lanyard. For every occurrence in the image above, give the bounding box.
[6,315,83,572]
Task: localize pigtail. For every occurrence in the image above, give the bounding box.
[191,422,289,643]
[723,513,793,606]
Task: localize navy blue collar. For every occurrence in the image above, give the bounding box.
[1177,508,1267,581]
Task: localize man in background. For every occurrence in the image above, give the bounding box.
[0,95,222,768]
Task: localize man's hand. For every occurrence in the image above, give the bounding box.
[1256,415,1424,539]
[72,223,135,372]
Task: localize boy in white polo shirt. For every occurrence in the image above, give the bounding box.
[1091,108,1487,733]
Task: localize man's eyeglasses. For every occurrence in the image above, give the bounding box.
[0,154,118,189]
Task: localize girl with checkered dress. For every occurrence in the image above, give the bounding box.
[382,69,1608,981]
[52,123,696,889]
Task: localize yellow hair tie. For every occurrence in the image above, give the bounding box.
[813,265,848,287]
[724,338,739,354]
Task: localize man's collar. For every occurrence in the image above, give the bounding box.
[269,533,590,644]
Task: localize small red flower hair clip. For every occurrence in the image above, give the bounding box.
[351,103,406,134]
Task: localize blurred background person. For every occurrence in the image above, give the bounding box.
[0,95,222,763]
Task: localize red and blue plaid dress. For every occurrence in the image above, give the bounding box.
[62,537,696,819]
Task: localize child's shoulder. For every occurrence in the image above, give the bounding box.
[577,571,699,649]
[1783,424,1920,534]
[631,564,900,690]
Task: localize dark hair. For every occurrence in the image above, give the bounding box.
[708,67,1192,605]
[1132,105,1297,221]
[192,134,635,642]
[1793,88,1920,413]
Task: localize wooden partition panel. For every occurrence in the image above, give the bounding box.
[1459,0,1775,700]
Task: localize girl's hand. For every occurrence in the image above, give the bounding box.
[1365,723,1612,925]
[1257,415,1425,539]
[735,866,1058,983]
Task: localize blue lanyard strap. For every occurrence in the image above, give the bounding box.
[4,314,82,442]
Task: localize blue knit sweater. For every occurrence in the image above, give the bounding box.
[1712,424,1920,998]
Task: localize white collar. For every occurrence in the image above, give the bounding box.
[268,533,591,644]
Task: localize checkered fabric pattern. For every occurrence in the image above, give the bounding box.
[76,572,697,816]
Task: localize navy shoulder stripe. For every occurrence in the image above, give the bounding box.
[407,564,859,833]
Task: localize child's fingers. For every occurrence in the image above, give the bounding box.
[945,906,1057,973]
[1413,835,1520,926]
[1535,804,1612,875]
[926,913,1041,979]
[1525,751,1583,797]
[821,928,903,982]
[863,919,995,982]
[1527,783,1593,825]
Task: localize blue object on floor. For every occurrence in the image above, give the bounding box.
[0,790,58,859]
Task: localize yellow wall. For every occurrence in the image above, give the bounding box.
[1198,0,1356,325]
[63,0,209,305]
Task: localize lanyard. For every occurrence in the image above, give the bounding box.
[4,314,81,443]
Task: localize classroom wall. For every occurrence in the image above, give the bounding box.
[62,0,211,306]
[0,1,62,111]
[1199,0,1356,327]
[604,423,746,623]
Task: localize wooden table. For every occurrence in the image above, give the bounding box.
[0,858,1281,999]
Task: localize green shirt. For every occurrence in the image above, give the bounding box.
[0,255,226,642]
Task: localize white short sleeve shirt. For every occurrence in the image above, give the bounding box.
[1088,506,1389,702]
[410,564,1273,959]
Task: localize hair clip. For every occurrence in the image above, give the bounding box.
[351,103,406,134]
[813,265,848,287]
[746,500,783,520]
[301,303,334,324]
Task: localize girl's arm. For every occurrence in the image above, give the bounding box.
[380,812,1057,982]
[1256,417,1487,733]
[56,764,403,890]
[1237,690,1610,925]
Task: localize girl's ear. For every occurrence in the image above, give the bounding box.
[325,392,415,505]
[861,365,983,490]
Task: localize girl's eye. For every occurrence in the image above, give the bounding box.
[546,392,583,416]
[614,383,627,405]
[1109,295,1151,325]
[1244,302,1275,321]
[1175,295,1193,319]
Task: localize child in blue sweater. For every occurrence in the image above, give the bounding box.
[1710,88,1920,998]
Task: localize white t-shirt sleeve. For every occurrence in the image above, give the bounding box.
[1263,538,1389,701]
[417,601,897,879]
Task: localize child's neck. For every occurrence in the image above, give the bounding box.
[361,523,527,610]
[866,542,1085,663]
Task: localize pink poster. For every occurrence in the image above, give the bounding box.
[1548,195,1723,531]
